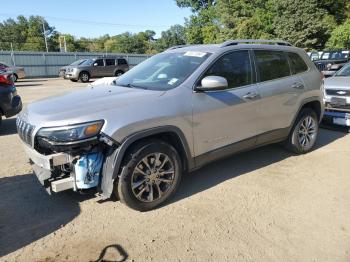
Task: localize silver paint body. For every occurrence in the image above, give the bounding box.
[19,44,323,159]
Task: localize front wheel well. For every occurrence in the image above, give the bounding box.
[121,132,190,173]
[301,100,322,121]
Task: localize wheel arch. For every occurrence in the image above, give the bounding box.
[100,126,194,199]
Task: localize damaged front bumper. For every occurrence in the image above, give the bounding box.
[23,139,114,197]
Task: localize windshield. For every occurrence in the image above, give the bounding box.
[335,63,350,77]
[115,51,211,90]
[70,59,86,66]
[320,51,349,60]
[81,59,94,66]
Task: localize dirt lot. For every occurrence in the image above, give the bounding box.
[0,78,350,262]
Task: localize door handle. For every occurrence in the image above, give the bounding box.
[291,82,304,89]
[243,92,259,100]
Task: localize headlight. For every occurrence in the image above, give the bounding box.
[330,64,340,70]
[37,120,104,143]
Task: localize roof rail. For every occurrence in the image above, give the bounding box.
[220,39,293,48]
[166,44,194,51]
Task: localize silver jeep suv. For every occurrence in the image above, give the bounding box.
[17,40,324,211]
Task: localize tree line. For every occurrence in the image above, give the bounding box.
[0,0,349,54]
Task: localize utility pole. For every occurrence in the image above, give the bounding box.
[42,20,49,52]
[63,35,67,52]
[59,37,62,52]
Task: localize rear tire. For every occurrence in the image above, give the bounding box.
[117,140,182,211]
[79,72,90,83]
[114,70,124,77]
[285,108,319,154]
[12,74,18,82]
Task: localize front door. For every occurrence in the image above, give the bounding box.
[91,59,105,77]
[192,50,261,160]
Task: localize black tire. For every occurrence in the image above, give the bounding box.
[117,140,182,211]
[79,72,90,83]
[114,70,124,77]
[12,74,18,82]
[70,79,78,82]
[285,108,319,154]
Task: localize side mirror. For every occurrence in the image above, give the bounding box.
[93,63,98,66]
[195,76,228,92]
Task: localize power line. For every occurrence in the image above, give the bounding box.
[0,13,170,29]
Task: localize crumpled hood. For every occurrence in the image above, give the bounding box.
[324,77,350,90]
[24,85,165,126]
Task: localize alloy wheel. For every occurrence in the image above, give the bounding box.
[131,152,175,203]
[298,116,317,148]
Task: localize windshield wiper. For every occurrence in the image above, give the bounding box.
[117,83,148,89]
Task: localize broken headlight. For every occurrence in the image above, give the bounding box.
[37,120,104,144]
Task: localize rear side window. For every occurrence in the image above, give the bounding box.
[254,50,291,82]
[117,59,127,65]
[204,50,252,89]
[105,59,116,66]
[287,52,308,74]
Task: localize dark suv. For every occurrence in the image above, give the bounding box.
[314,50,350,77]
[0,70,22,125]
[64,57,129,82]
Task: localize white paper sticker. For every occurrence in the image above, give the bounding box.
[184,51,207,58]
[168,78,178,85]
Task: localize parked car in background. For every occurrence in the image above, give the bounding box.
[0,62,25,82]
[64,57,129,82]
[17,39,323,211]
[58,59,87,77]
[307,51,319,61]
[313,50,350,77]
[0,70,22,125]
[323,62,350,127]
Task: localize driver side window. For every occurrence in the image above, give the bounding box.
[203,50,252,89]
[94,59,104,66]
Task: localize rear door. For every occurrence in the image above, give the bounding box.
[253,50,306,141]
[192,50,261,158]
[105,59,116,76]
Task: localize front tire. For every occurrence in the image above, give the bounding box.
[285,108,319,154]
[79,72,90,83]
[117,140,182,211]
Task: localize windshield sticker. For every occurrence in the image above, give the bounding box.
[184,51,207,58]
[168,78,178,85]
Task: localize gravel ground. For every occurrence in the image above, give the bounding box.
[0,78,350,262]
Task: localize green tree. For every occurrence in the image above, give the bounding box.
[326,19,350,49]
[156,25,186,50]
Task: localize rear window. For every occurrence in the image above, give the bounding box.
[117,59,127,65]
[106,59,116,66]
[254,50,291,82]
[287,52,308,74]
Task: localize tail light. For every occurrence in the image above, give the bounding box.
[0,74,14,86]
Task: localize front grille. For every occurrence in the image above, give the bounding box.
[315,63,326,71]
[326,89,350,96]
[16,118,35,146]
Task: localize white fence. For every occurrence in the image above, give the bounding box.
[0,51,151,77]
